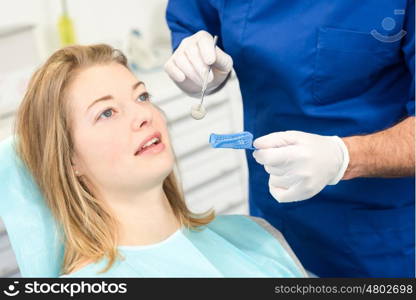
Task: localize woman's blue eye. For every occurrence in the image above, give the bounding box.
[137,92,150,102]
[97,93,150,121]
[98,108,114,120]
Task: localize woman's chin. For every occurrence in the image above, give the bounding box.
[135,143,174,165]
[136,160,174,182]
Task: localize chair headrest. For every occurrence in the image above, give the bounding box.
[0,136,64,277]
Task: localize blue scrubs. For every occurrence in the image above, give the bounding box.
[166,0,415,277]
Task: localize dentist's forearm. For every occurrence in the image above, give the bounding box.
[342,116,415,180]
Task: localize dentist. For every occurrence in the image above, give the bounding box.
[164,0,415,277]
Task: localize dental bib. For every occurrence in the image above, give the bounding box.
[61,215,306,277]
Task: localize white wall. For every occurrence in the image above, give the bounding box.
[0,0,171,59]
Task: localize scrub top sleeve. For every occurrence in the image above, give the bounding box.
[166,0,222,51]
[402,0,415,116]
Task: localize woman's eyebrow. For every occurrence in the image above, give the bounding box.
[133,81,145,90]
[86,81,145,112]
[86,95,113,112]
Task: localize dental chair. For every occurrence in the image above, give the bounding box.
[0,136,64,277]
[0,136,311,277]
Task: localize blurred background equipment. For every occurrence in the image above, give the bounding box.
[57,0,76,46]
[124,29,160,71]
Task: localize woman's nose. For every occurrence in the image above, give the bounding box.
[131,107,153,131]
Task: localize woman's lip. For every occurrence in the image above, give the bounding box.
[137,141,165,156]
[135,131,162,155]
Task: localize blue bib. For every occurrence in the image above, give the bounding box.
[61,215,306,277]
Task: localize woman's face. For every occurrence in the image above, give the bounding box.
[67,63,175,196]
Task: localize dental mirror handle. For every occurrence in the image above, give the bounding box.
[199,35,218,108]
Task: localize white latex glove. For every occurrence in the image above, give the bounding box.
[164,30,233,97]
[252,131,349,203]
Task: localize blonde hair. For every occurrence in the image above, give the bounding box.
[14,44,215,275]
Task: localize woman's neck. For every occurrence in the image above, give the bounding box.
[102,184,181,246]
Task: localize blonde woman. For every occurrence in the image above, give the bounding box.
[14,44,307,277]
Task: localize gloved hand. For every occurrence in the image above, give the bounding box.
[252,131,349,203]
[164,30,233,97]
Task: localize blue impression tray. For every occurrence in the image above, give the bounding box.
[209,131,256,150]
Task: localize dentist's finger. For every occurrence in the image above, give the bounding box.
[252,146,297,166]
[269,183,310,203]
[253,131,299,149]
[164,59,186,82]
[268,174,297,189]
[174,53,202,86]
[185,43,208,80]
[196,31,232,75]
[196,31,216,65]
[268,186,287,203]
[212,47,233,73]
[264,165,287,176]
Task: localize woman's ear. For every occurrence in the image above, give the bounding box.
[71,156,83,176]
[72,164,81,176]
